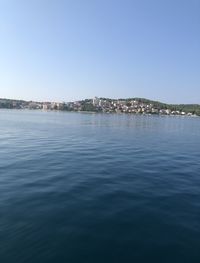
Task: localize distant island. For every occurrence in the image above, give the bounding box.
[0,97,200,116]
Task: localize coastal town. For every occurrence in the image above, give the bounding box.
[0,97,199,116]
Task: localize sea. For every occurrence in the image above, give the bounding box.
[0,109,200,263]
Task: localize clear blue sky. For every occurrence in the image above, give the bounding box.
[0,0,199,103]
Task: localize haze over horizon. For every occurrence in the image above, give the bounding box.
[0,0,200,104]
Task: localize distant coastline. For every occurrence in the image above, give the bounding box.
[0,97,200,116]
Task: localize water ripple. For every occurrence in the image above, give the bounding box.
[0,110,200,262]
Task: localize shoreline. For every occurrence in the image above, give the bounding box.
[0,108,199,117]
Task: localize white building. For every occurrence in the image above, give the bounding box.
[93,97,100,106]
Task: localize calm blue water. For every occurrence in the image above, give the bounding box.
[0,110,200,263]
